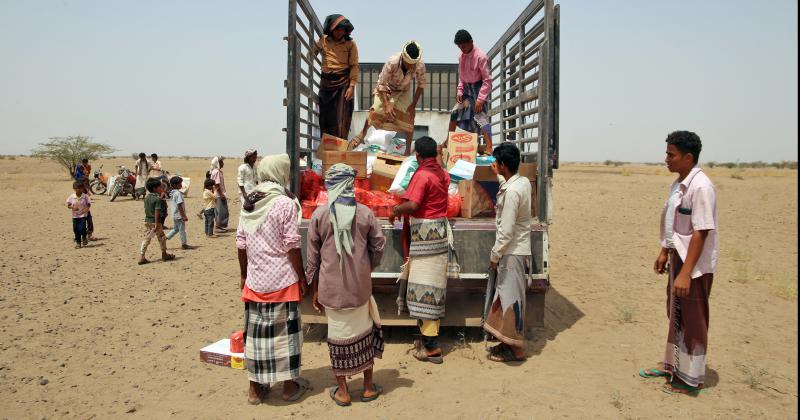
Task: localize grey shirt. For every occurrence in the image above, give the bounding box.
[306,203,386,310]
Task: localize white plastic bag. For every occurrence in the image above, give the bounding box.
[448,159,476,181]
[388,156,418,194]
[387,137,407,155]
[365,128,395,150]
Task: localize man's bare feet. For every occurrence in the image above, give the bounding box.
[247,381,262,405]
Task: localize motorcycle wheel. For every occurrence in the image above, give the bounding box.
[90,181,107,195]
[110,184,121,202]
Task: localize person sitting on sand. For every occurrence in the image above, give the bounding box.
[306,163,386,407]
[138,178,175,264]
[236,154,311,405]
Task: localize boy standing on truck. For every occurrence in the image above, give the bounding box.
[484,142,531,362]
[389,136,450,363]
[315,14,358,140]
[640,131,718,395]
[349,41,426,156]
[449,29,493,153]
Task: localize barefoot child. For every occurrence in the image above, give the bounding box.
[199,178,218,238]
[139,178,175,264]
[165,176,194,249]
[66,181,90,249]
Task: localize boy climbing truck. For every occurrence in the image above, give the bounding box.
[284,0,559,328]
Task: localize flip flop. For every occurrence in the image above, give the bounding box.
[329,386,351,407]
[413,350,443,364]
[486,344,504,354]
[162,254,176,262]
[639,368,669,378]
[283,378,311,402]
[662,381,704,395]
[361,384,383,403]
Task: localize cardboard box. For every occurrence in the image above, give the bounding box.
[446,132,478,171]
[458,180,495,219]
[370,158,401,192]
[199,339,245,370]
[318,150,367,179]
[321,133,348,151]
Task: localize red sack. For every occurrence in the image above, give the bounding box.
[230,330,244,353]
[447,193,462,218]
[354,178,370,190]
[316,190,328,205]
[301,201,317,219]
[354,187,376,204]
[300,170,323,202]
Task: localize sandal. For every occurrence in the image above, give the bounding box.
[361,384,382,403]
[412,341,443,364]
[329,386,351,407]
[486,343,505,354]
[137,258,149,265]
[662,381,704,395]
[488,346,526,363]
[162,253,176,262]
[283,378,311,402]
[639,367,669,379]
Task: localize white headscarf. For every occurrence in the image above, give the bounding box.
[238,154,301,233]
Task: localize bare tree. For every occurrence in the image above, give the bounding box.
[30,136,115,178]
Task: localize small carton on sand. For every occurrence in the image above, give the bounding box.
[199,339,244,370]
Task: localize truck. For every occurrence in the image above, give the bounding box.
[284,0,560,328]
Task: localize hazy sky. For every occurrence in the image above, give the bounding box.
[0,0,797,162]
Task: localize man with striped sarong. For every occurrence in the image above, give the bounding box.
[390,136,451,363]
[306,163,386,407]
[448,29,493,153]
[640,131,719,396]
[237,154,311,405]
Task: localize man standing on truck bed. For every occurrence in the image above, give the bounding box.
[349,41,426,156]
[640,131,718,396]
[449,29,493,153]
[315,14,358,140]
[389,136,451,363]
[484,142,531,362]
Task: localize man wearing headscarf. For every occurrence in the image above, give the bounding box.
[237,154,311,405]
[389,136,451,364]
[209,156,229,231]
[315,15,358,139]
[237,149,259,208]
[350,41,426,155]
[306,163,386,406]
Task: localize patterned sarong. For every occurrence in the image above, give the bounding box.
[663,250,713,387]
[451,81,492,137]
[326,297,384,377]
[243,301,303,384]
[401,217,449,320]
[483,255,528,347]
[319,69,354,139]
[368,88,414,133]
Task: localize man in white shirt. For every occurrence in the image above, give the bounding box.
[484,142,531,363]
[641,130,718,395]
[149,153,163,177]
[237,149,259,208]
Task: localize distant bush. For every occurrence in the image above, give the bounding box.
[706,161,716,168]
[182,155,191,160]
[603,160,626,167]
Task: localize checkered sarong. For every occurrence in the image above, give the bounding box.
[243,301,303,384]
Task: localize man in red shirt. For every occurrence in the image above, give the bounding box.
[389,136,451,363]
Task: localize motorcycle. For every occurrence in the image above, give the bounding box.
[109,166,142,201]
[89,165,111,195]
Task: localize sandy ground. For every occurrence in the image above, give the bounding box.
[0,157,796,419]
